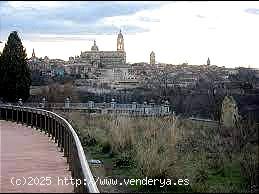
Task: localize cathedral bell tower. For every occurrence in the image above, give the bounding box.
[117,29,124,51]
[207,57,210,66]
[150,51,155,65]
[32,48,36,58]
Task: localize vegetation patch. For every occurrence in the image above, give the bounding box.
[59,111,258,193]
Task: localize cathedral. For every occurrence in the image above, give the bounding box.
[28,30,130,81]
[65,30,130,81]
[69,30,126,69]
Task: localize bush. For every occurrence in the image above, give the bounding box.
[101,141,111,154]
[114,151,134,168]
[239,144,259,192]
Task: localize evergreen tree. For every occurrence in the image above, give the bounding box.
[0,31,31,102]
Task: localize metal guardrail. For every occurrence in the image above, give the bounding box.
[0,104,99,193]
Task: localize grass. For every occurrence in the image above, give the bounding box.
[58,110,258,193]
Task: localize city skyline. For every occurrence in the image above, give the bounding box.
[1,1,259,68]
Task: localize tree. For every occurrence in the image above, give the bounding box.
[0,31,31,102]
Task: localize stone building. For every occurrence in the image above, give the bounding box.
[66,30,130,81]
[221,94,259,127]
[27,48,51,72]
[150,51,155,65]
[69,30,126,69]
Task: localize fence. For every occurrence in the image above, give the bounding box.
[22,98,171,116]
[0,104,99,193]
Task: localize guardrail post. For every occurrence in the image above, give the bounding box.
[40,114,43,132]
[35,112,38,130]
[21,109,24,124]
[65,131,68,159]
[49,117,52,138]
[5,108,8,121]
[44,114,47,134]
[26,110,29,126]
[48,116,51,137]
[68,136,72,171]
[54,119,57,142]
[51,118,54,140]
[18,98,23,106]
[55,120,58,143]
[56,122,60,144]
[30,111,32,127]
[11,107,14,121]
[63,130,66,156]
[42,97,46,108]
[61,125,64,152]
[16,109,19,123]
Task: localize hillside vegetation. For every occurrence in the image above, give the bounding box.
[59,111,258,193]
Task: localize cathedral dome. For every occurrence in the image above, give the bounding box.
[91,40,99,51]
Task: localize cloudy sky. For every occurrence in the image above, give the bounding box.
[1,1,259,68]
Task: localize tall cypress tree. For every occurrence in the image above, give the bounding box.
[0,31,31,102]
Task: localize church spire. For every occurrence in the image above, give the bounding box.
[150,51,155,65]
[117,29,124,51]
[207,57,210,66]
[32,48,35,58]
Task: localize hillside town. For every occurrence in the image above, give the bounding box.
[1,1,259,193]
[26,30,259,127]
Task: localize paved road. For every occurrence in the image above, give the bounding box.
[0,120,74,193]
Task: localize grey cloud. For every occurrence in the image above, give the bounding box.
[245,8,259,15]
[0,1,167,40]
[24,35,96,42]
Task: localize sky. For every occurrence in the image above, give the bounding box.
[1,1,259,68]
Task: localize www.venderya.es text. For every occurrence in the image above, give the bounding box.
[94,177,189,187]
